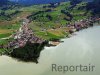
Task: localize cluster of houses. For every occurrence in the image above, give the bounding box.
[7,19,44,48]
[0,17,100,49]
[66,18,95,34]
[48,17,98,46]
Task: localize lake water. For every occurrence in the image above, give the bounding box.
[0,25,100,75]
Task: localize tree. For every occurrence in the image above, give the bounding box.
[93,0,100,15]
[0,0,8,6]
[93,0,100,4]
[86,0,100,16]
[70,0,82,5]
[93,0,100,8]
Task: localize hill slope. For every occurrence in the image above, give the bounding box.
[0,1,99,41]
[9,0,68,5]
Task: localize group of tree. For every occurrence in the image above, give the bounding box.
[0,0,8,6]
[9,41,48,63]
[86,0,100,16]
[69,0,100,16]
[70,0,82,5]
[61,10,73,21]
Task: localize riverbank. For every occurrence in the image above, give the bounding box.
[0,25,100,75]
[49,17,100,46]
[0,18,48,63]
[0,17,99,63]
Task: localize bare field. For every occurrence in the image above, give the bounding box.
[0,29,12,34]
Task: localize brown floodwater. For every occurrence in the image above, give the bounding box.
[0,25,100,75]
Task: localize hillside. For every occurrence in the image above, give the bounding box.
[9,0,68,5]
[0,0,100,62]
[26,2,92,39]
[0,1,99,42]
[0,0,8,6]
[0,1,94,41]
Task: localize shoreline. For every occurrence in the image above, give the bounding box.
[48,21,100,46]
[0,23,99,63]
[0,17,100,62]
[0,22,100,75]
[0,23,100,60]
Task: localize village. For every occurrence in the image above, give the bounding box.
[0,17,100,50]
[7,18,44,49]
[48,17,100,46]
